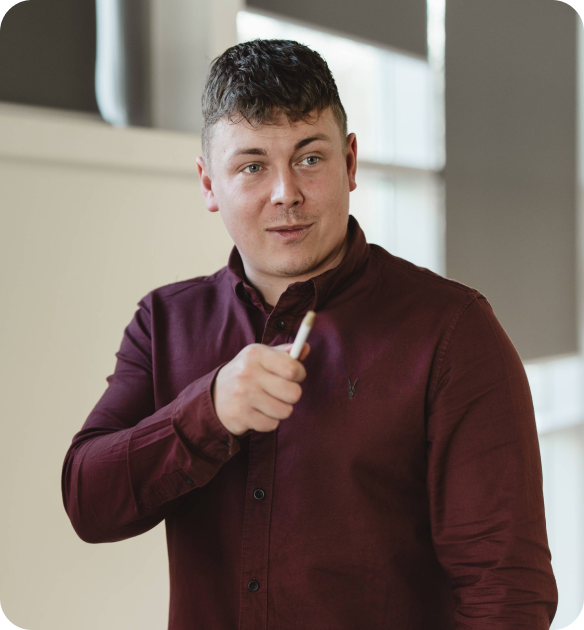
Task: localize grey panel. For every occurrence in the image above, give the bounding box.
[246,0,428,58]
[0,0,100,115]
[445,0,577,361]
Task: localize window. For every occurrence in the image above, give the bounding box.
[237,9,445,274]
[524,353,584,628]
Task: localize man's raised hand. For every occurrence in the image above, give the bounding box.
[212,342,311,436]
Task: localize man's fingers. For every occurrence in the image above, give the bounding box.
[272,342,311,362]
[247,407,281,432]
[260,345,307,382]
[257,370,303,404]
[250,389,294,421]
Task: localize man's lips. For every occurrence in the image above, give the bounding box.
[266,223,314,240]
[266,223,314,231]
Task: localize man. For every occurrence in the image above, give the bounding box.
[61,39,558,629]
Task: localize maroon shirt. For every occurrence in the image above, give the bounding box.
[61,215,558,629]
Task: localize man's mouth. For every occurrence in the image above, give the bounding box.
[266,223,314,239]
[267,224,313,231]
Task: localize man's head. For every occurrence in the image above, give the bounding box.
[196,39,357,298]
[201,39,348,166]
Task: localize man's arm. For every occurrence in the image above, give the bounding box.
[61,292,240,544]
[426,294,558,628]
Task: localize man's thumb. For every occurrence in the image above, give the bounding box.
[272,342,310,360]
[273,343,293,352]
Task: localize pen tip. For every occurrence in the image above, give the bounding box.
[304,310,315,327]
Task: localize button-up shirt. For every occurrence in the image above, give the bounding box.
[61,215,558,629]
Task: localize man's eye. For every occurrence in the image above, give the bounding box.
[243,164,262,173]
[300,156,320,166]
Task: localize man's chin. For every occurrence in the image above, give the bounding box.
[270,258,320,278]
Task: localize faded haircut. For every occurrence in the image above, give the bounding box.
[201,38,348,167]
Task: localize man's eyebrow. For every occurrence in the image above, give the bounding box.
[228,147,268,160]
[228,134,331,161]
[294,134,331,151]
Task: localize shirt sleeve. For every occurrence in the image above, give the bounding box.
[61,292,247,544]
[426,294,558,628]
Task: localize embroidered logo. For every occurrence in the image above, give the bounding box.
[347,378,359,399]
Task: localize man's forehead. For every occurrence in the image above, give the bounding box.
[219,108,337,140]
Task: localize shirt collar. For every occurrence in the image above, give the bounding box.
[226,214,370,312]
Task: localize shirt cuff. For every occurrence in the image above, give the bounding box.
[172,362,242,461]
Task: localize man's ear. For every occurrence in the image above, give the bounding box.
[345,133,357,192]
[196,156,219,213]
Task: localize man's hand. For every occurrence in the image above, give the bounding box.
[212,342,311,436]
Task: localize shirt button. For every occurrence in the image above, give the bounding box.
[275,319,286,330]
[185,476,193,484]
[248,580,260,592]
[242,288,251,300]
[253,488,265,500]
[223,439,231,447]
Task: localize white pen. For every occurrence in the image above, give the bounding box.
[289,311,316,360]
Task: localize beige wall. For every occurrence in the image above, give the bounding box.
[0,103,233,629]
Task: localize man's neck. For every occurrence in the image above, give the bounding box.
[243,234,349,309]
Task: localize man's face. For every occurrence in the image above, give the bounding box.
[196,107,357,282]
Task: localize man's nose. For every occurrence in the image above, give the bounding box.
[270,170,303,207]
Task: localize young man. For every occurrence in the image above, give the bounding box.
[62,39,558,629]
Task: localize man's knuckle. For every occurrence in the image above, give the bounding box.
[239,362,255,379]
[236,375,253,393]
[232,385,245,401]
[293,384,302,401]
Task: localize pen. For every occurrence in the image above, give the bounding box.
[289,311,315,360]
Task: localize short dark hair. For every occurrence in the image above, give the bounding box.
[201,38,348,164]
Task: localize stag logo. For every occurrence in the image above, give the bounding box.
[347,378,359,399]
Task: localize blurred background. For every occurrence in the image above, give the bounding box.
[0,0,582,628]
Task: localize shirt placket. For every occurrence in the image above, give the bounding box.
[238,288,313,630]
